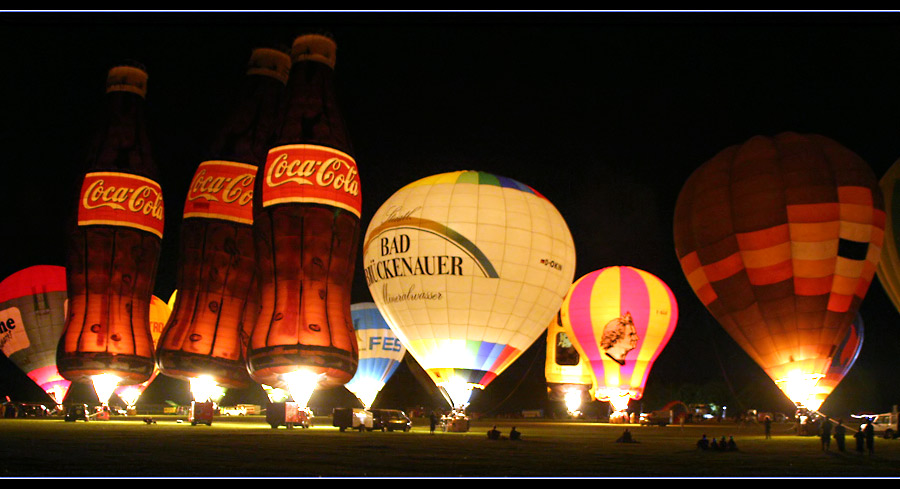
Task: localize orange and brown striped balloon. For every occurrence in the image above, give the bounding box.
[673,132,884,404]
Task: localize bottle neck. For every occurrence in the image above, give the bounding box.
[86,86,155,178]
[275,59,351,153]
[206,69,288,165]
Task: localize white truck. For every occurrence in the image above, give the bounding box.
[852,406,899,439]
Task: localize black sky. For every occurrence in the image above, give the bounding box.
[3,11,900,417]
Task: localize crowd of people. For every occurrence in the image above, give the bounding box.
[696,434,738,452]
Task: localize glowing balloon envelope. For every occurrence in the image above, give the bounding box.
[876,159,900,318]
[114,294,171,407]
[805,314,864,411]
[545,311,593,414]
[560,266,678,413]
[0,265,71,405]
[674,132,884,408]
[345,302,406,409]
[363,170,576,409]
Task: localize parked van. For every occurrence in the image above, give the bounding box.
[371,409,412,432]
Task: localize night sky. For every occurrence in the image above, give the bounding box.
[3,11,900,418]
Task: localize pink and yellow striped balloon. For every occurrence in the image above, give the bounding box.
[560,266,678,411]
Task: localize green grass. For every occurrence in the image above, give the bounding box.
[1,416,897,477]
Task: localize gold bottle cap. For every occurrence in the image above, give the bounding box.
[291,33,336,68]
[247,47,291,85]
[105,63,148,98]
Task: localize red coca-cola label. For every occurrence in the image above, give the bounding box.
[183,160,256,224]
[261,144,361,217]
[77,171,165,238]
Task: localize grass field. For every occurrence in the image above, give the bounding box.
[1,416,899,478]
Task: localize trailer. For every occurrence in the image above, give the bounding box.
[189,401,214,426]
[333,407,373,432]
[266,401,311,429]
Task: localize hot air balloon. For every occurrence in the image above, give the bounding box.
[673,132,884,409]
[114,294,171,410]
[345,302,407,409]
[804,314,864,412]
[545,311,593,415]
[876,159,900,317]
[0,266,71,406]
[363,170,576,410]
[560,266,678,417]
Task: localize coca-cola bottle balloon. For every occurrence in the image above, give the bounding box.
[57,62,163,401]
[248,33,361,398]
[156,47,291,391]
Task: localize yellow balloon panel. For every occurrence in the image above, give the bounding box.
[545,312,593,401]
[364,171,576,388]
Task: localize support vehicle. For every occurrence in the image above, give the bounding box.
[371,409,412,432]
[853,408,899,439]
[333,407,374,432]
[189,401,214,426]
[64,404,89,422]
[266,401,311,429]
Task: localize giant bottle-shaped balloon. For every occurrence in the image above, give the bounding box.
[115,294,171,408]
[248,34,361,403]
[674,132,884,408]
[0,266,71,405]
[560,266,678,414]
[363,170,576,409]
[156,47,290,394]
[57,61,163,404]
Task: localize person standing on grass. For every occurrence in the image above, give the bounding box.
[819,418,832,451]
[865,419,875,455]
[833,419,846,452]
[764,416,772,439]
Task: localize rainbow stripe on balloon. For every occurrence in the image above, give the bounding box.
[398,170,547,200]
[413,338,520,389]
[561,266,678,404]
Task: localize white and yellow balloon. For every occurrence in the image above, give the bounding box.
[363,170,576,409]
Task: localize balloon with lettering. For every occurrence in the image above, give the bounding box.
[560,266,678,414]
[57,63,162,401]
[114,294,171,408]
[805,313,864,411]
[674,132,884,408]
[247,35,361,401]
[0,266,71,405]
[345,302,407,409]
[363,170,576,409]
[545,310,593,412]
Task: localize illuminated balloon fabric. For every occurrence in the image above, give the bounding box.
[345,303,406,407]
[114,295,171,405]
[560,266,678,403]
[808,313,864,408]
[363,170,576,393]
[0,266,71,404]
[545,311,593,403]
[876,160,900,318]
[673,132,884,401]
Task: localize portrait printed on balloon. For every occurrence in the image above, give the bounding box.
[600,312,639,366]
